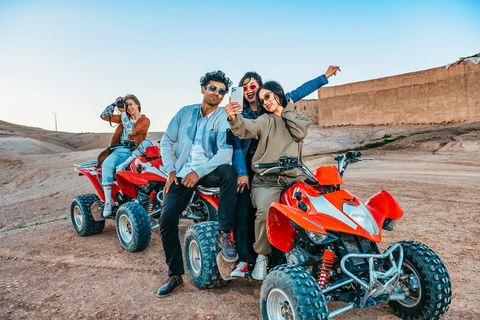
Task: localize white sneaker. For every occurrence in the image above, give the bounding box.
[252,255,268,280]
[231,261,249,277]
[103,201,113,217]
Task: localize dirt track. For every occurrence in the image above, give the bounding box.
[1,120,479,319]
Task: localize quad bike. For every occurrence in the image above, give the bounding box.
[257,152,452,319]
[184,151,452,319]
[71,140,219,252]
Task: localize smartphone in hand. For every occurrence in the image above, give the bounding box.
[230,87,244,111]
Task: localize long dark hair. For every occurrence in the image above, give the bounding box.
[256,81,287,116]
[239,72,263,111]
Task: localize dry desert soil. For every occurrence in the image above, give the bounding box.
[0,119,479,319]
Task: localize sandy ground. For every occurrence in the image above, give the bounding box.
[0,119,479,319]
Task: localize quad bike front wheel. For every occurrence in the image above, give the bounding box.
[260,264,328,320]
[71,193,105,236]
[388,241,452,320]
[184,221,225,289]
[115,202,151,252]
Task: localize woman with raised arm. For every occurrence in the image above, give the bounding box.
[97,94,150,217]
[227,80,313,280]
[228,66,340,278]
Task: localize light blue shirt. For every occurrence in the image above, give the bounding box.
[177,109,213,178]
[160,104,233,179]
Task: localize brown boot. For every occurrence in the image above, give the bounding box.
[218,230,239,262]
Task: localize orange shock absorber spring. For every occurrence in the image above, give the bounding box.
[147,192,157,215]
[317,249,336,289]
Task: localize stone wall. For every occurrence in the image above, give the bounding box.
[294,99,318,124]
[296,61,480,126]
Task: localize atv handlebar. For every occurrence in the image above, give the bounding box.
[336,151,373,177]
[255,151,373,183]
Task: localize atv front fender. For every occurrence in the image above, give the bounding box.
[365,190,403,228]
[267,202,327,253]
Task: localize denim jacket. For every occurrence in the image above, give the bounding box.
[161,104,233,179]
[232,74,328,177]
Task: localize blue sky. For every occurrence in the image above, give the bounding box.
[1,0,479,133]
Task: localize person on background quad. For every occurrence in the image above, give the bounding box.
[156,70,238,298]
[229,66,341,277]
[97,94,150,217]
[226,80,313,280]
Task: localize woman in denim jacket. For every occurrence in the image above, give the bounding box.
[229,66,341,277]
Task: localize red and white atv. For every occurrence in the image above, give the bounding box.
[71,140,219,252]
[256,152,452,319]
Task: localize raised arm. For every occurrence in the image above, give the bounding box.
[285,65,341,103]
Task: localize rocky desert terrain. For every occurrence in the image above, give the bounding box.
[1,119,479,319]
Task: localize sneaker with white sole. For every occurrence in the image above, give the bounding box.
[102,201,113,217]
[231,261,249,277]
[252,255,268,280]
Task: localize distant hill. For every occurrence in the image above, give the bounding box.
[0,120,163,156]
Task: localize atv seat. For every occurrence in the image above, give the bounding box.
[196,186,220,195]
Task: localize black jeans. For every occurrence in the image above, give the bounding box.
[159,164,237,277]
[234,188,257,263]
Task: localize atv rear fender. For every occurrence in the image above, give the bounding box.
[75,167,105,201]
[75,167,123,201]
[267,202,327,253]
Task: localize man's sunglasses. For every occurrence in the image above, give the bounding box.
[243,84,257,92]
[205,84,226,96]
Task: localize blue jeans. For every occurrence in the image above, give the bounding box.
[101,148,131,185]
[101,140,154,185]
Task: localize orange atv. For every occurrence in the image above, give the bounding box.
[255,152,451,320]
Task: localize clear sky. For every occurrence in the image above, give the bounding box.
[1,0,479,133]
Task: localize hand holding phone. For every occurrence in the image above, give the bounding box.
[230,87,243,110]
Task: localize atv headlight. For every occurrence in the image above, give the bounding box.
[305,230,329,244]
[343,202,379,235]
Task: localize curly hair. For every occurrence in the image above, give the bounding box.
[200,70,233,93]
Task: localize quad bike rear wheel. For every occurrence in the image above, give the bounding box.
[190,194,218,222]
[115,202,151,252]
[260,264,328,320]
[388,241,452,320]
[184,221,225,289]
[71,193,105,236]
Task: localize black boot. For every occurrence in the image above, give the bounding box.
[218,230,238,262]
[156,276,183,298]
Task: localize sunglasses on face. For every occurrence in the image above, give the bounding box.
[243,84,257,92]
[205,84,226,96]
[259,92,274,107]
